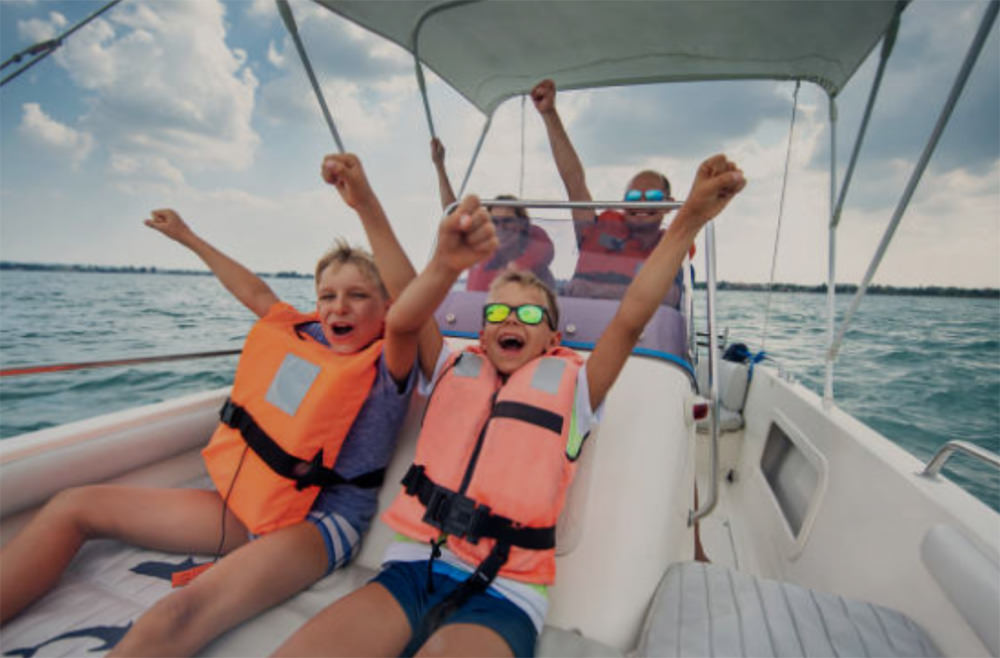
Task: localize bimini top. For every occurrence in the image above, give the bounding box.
[315,0,905,114]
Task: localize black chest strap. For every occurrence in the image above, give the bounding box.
[219,398,385,490]
[401,464,555,549]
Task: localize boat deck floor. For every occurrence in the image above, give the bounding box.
[694,427,760,574]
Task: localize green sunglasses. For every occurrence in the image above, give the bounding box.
[483,303,555,329]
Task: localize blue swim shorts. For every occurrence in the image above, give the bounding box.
[372,560,538,657]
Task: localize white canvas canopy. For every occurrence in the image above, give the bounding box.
[314,0,906,114]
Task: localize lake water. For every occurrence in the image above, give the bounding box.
[1,269,997,511]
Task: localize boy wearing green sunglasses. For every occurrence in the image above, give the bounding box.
[276,154,745,658]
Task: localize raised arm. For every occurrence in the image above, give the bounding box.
[386,197,496,348]
[531,79,594,225]
[145,209,278,318]
[321,153,441,379]
[430,138,458,210]
[586,155,746,409]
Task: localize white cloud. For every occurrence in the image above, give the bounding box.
[110,152,185,185]
[266,40,285,68]
[246,0,275,20]
[256,3,411,127]
[34,1,260,177]
[16,11,66,42]
[18,103,94,166]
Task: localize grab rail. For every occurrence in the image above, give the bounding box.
[0,349,241,377]
[921,440,1000,478]
[690,221,719,524]
[450,198,683,213]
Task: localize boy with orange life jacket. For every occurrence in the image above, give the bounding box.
[274,153,746,657]
[0,155,435,657]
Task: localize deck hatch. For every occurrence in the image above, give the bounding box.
[760,422,819,537]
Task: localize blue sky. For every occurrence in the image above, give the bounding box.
[0,0,997,287]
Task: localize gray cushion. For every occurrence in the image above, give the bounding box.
[636,562,940,657]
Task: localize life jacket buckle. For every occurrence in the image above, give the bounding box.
[402,464,425,495]
[422,487,489,544]
[219,398,240,426]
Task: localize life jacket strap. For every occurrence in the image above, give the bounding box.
[420,541,511,636]
[401,464,555,550]
[219,398,385,490]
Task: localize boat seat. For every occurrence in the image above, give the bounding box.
[0,529,622,658]
[636,562,940,657]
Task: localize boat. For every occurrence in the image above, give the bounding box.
[1,1,998,656]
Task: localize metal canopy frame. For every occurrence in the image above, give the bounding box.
[283,0,998,524]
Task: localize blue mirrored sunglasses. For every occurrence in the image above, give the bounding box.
[624,188,666,202]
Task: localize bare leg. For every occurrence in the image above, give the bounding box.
[110,521,328,657]
[0,485,245,623]
[272,582,411,657]
[416,623,513,658]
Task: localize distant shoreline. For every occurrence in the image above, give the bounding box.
[1,261,997,298]
[0,261,312,280]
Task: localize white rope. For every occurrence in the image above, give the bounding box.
[761,80,800,351]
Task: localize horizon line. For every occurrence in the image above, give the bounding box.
[2,261,997,296]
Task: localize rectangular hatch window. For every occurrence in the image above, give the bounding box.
[760,422,819,537]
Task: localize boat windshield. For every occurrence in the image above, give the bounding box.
[434,214,691,372]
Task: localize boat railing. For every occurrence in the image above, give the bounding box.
[0,349,241,377]
[690,222,720,524]
[443,198,683,215]
[921,440,1000,479]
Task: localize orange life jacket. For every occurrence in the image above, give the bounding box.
[202,303,382,535]
[572,209,662,285]
[383,345,584,586]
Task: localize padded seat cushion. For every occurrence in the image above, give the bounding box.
[637,562,940,657]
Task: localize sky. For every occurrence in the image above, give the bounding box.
[0,0,997,288]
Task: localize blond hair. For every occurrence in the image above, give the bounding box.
[488,269,560,328]
[314,239,388,300]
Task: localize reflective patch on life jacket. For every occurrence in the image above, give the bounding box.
[531,357,566,394]
[453,353,484,378]
[265,353,321,416]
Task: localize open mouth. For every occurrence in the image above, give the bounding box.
[331,322,354,337]
[498,333,525,352]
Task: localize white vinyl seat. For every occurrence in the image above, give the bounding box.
[636,562,940,658]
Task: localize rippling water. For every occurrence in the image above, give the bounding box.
[1,270,997,510]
